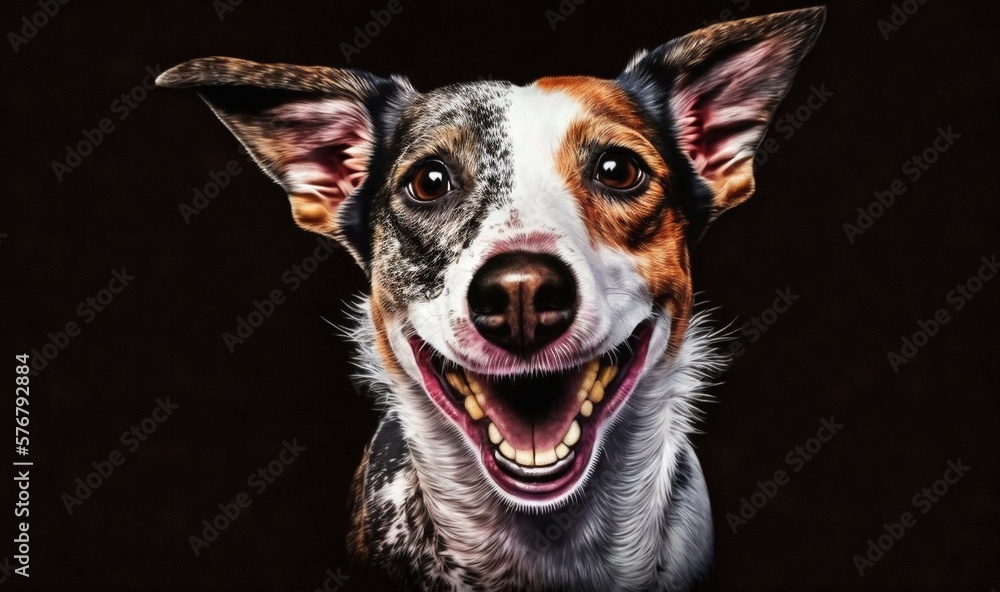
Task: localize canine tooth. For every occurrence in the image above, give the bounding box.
[498,440,516,460]
[515,448,534,466]
[464,396,485,421]
[563,420,581,447]
[588,382,605,404]
[488,422,502,445]
[580,400,594,417]
[534,447,558,466]
[556,443,571,459]
[598,365,618,386]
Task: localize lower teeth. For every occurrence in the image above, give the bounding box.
[494,449,576,479]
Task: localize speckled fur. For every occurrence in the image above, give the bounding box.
[372,82,515,304]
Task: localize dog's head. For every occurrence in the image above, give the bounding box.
[159,8,824,509]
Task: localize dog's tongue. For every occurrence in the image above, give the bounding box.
[473,370,583,451]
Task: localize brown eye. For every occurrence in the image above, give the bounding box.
[408,160,453,202]
[594,150,643,190]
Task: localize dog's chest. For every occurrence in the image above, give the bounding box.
[356,415,707,592]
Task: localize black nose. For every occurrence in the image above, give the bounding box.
[467,252,576,356]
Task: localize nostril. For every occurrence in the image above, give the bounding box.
[469,283,509,316]
[534,281,575,313]
[473,314,510,341]
[468,279,510,341]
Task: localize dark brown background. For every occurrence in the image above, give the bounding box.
[2,0,997,590]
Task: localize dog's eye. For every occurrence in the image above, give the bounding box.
[408,160,453,202]
[594,150,644,191]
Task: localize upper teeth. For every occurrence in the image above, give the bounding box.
[464,395,485,421]
[598,364,618,386]
[446,372,471,397]
[577,359,599,400]
[443,358,619,468]
[466,375,484,395]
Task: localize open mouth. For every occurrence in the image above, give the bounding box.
[410,322,653,504]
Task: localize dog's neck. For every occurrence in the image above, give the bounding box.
[350,301,719,591]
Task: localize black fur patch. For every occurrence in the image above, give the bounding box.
[616,62,716,245]
[339,75,416,269]
[367,414,409,488]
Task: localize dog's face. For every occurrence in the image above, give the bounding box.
[160,8,824,509]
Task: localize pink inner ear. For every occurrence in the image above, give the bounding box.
[269,99,374,206]
[670,39,788,181]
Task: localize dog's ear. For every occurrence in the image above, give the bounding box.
[619,7,825,225]
[157,56,416,269]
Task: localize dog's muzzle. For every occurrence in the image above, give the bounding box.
[410,244,654,505]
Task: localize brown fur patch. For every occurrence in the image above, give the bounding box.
[156,56,378,97]
[289,193,339,235]
[347,445,371,560]
[370,286,405,379]
[536,77,694,350]
[711,166,755,212]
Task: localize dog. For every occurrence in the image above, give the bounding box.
[158,7,824,590]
